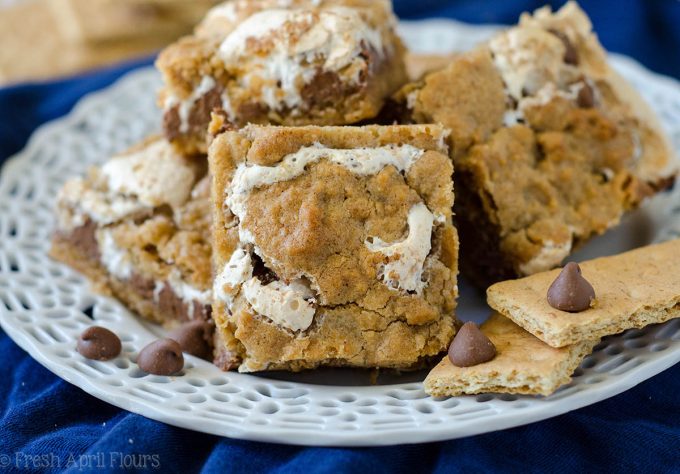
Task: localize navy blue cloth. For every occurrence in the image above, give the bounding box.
[394,0,680,81]
[1,2,679,473]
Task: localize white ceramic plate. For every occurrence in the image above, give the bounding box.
[1,20,679,447]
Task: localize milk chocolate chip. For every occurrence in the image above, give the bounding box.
[168,320,214,360]
[64,220,100,261]
[188,87,222,131]
[547,262,596,312]
[77,326,122,361]
[549,29,579,65]
[137,339,184,375]
[576,80,595,108]
[163,106,182,142]
[448,322,497,367]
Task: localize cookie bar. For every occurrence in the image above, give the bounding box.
[391,2,676,286]
[157,0,408,155]
[424,313,598,396]
[487,240,680,348]
[50,137,213,326]
[209,124,459,372]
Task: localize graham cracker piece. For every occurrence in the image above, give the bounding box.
[424,313,598,397]
[487,240,680,348]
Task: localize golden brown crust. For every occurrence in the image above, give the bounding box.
[238,123,451,165]
[209,124,459,372]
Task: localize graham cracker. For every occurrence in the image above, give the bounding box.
[424,313,598,397]
[487,240,680,348]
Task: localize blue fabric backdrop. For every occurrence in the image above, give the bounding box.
[1,1,679,472]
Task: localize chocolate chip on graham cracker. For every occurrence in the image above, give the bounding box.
[425,313,599,397]
[448,322,496,367]
[547,262,596,312]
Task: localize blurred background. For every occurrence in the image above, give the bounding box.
[0,0,678,87]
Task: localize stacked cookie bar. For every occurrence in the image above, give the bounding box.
[51,137,213,326]
[52,0,677,381]
[389,1,675,286]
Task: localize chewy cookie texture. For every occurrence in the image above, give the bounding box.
[390,2,676,286]
[424,313,599,396]
[50,137,213,327]
[487,239,680,348]
[209,124,459,372]
[157,0,408,155]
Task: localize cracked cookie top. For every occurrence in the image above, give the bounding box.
[393,2,676,281]
[209,124,459,371]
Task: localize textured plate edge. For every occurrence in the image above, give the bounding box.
[0,68,160,189]
[2,313,679,446]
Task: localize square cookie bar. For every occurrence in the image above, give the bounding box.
[390,2,676,286]
[209,124,459,372]
[157,0,408,155]
[50,137,213,326]
[424,313,598,396]
[487,240,680,348]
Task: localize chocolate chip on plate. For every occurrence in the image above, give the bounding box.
[137,339,184,376]
[168,320,214,360]
[77,326,122,361]
[547,262,596,312]
[548,28,579,65]
[448,322,497,367]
